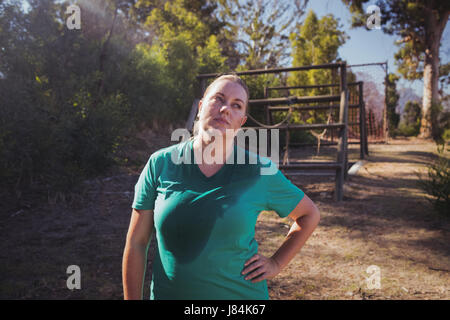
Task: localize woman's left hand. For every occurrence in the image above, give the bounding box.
[241,254,281,283]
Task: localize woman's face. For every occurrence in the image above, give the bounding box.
[197,79,248,136]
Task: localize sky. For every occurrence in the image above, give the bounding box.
[305,0,450,98]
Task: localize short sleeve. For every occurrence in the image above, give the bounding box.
[132,154,159,210]
[265,167,305,218]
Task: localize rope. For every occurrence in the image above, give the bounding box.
[246,97,295,129]
[310,106,334,156]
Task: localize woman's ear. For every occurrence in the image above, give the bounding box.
[196,100,203,119]
[241,115,247,127]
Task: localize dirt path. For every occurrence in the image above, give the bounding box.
[0,137,448,299]
[262,137,450,299]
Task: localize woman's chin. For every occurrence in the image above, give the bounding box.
[202,126,239,140]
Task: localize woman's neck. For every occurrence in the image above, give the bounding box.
[193,132,235,166]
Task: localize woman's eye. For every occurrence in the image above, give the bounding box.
[233,104,242,109]
[215,95,224,102]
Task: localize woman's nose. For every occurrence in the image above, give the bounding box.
[219,103,231,114]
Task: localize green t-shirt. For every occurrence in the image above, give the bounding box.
[132,138,304,300]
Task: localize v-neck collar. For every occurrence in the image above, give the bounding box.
[189,138,236,181]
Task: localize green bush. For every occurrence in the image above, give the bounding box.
[397,100,421,136]
[397,120,421,136]
[442,128,450,142]
[416,143,450,216]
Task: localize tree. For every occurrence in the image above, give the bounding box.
[398,100,421,136]
[287,9,348,133]
[386,73,400,135]
[129,0,227,123]
[0,0,135,199]
[403,101,422,126]
[342,0,450,140]
[289,10,348,92]
[217,0,309,70]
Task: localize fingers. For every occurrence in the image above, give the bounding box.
[249,272,267,283]
[242,254,267,283]
[242,254,262,275]
[244,254,260,267]
[244,269,265,283]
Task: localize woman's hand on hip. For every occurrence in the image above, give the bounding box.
[241,254,281,283]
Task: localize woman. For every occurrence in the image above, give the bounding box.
[122,74,320,300]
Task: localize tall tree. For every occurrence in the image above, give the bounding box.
[386,73,400,134]
[217,0,309,70]
[342,0,450,140]
[289,10,348,91]
[288,10,348,124]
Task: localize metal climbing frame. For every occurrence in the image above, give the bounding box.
[187,62,349,201]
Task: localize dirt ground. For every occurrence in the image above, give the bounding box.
[0,134,448,300]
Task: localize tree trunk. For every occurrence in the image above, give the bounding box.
[419,7,448,139]
[93,6,118,108]
[420,44,440,139]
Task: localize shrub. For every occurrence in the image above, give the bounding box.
[416,143,450,216]
[397,120,421,136]
[442,128,450,142]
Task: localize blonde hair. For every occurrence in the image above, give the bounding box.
[202,74,249,110]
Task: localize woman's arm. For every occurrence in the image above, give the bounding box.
[122,209,154,300]
[270,194,320,269]
[242,194,320,282]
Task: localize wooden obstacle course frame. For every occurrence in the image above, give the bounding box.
[189,62,349,201]
[264,81,369,160]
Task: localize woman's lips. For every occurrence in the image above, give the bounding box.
[214,118,229,125]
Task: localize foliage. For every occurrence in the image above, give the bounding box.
[397,100,421,136]
[442,129,450,142]
[416,143,450,216]
[434,105,450,145]
[216,0,309,69]
[385,73,400,136]
[286,10,348,143]
[0,0,228,200]
[341,0,450,139]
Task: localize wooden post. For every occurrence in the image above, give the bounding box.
[363,101,369,155]
[359,82,369,156]
[263,86,272,153]
[264,86,270,124]
[335,63,348,201]
[383,61,389,142]
[358,82,365,160]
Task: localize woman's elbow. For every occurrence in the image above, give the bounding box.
[314,207,321,225]
[310,203,321,226]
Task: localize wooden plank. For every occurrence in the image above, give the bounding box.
[266,82,362,91]
[196,63,343,79]
[249,95,341,106]
[360,82,369,156]
[268,103,360,111]
[279,162,342,170]
[358,82,365,160]
[288,141,362,146]
[242,123,345,131]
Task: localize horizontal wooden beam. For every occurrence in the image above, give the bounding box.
[266,81,362,91]
[268,103,360,111]
[289,141,362,146]
[197,63,344,79]
[249,95,341,106]
[242,123,345,131]
[278,161,343,170]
